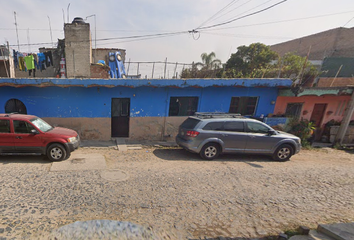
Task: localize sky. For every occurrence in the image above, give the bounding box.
[1,0,354,78]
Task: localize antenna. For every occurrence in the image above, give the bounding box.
[62,8,65,24]
[47,16,54,48]
[67,3,71,23]
[13,11,20,51]
[27,28,31,52]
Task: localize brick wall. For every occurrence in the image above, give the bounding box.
[271,27,354,60]
[90,64,110,79]
[316,77,354,87]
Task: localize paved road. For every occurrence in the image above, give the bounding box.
[0,147,354,239]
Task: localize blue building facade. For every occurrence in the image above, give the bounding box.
[0,78,292,140]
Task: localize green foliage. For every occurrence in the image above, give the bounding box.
[196,52,222,70]
[181,52,222,78]
[224,42,278,78]
[224,44,319,81]
[288,119,316,147]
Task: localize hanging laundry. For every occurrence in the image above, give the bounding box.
[18,56,25,71]
[13,50,18,68]
[24,55,35,70]
[44,51,53,67]
[37,52,46,71]
[28,68,36,77]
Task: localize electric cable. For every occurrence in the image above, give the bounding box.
[195,0,288,31]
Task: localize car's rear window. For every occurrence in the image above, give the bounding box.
[180,118,200,129]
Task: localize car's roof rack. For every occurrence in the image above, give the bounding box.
[194,112,244,119]
[4,112,18,117]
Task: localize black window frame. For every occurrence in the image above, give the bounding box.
[229,96,258,116]
[285,103,303,119]
[169,96,199,116]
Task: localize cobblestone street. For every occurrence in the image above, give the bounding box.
[0,146,354,239]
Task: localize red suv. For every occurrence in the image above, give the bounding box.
[0,113,80,161]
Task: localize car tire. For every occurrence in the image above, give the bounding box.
[273,144,293,161]
[200,143,220,160]
[47,143,67,161]
[64,151,71,160]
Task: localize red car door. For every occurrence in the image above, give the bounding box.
[0,119,15,153]
[13,120,44,153]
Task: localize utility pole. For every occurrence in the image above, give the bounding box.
[14,11,20,51]
[27,28,31,52]
[85,14,96,63]
[164,58,167,79]
[335,87,354,145]
[173,62,177,78]
[151,62,155,79]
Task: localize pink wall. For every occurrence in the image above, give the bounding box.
[274,95,353,127]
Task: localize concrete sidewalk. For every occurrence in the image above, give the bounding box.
[80,139,178,150]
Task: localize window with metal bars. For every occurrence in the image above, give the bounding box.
[169,97,198,116]
[229,97,258,116]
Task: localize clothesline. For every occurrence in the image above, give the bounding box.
[13,50,53,77]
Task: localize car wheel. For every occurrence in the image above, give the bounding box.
[200,143,220,160]
[64,151,71,160]
[273,144,293,161]
[47,143,67,161]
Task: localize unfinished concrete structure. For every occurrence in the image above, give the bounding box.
[271,27,354,60]
[64,17,92,78]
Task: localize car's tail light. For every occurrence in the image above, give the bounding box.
[186,130,199,137]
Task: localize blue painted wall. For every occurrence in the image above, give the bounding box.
[0,85,278,118]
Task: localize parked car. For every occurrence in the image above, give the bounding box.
[176,112,301,161]
[0,113,80,161]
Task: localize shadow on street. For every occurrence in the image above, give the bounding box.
[152,148,282,166]
[0,155,51,164]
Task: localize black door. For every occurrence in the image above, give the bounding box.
[111,98,130,137]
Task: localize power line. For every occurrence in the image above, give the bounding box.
[196,0,239,29]
[216,0,274,23]
[199,10,354,31]
[9,31,188,47]
[195,0,288,31]
[202,31,291,40]
[207,0,254,23]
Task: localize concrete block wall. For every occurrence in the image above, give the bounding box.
[64,22,92,78]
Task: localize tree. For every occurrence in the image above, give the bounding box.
[181,52,222,78]
[224,43,278,78]
[277,52,318,79]
[196,52,222,70]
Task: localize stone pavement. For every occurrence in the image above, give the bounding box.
[1,143,354,239]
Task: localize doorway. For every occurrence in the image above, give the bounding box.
[310,103,327,127]
[111,98,130,137]
[5,99,27,114]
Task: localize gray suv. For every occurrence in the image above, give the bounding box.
[176,113,301,161]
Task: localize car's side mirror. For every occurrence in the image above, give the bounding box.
[30,129,39,134]
[268,130,276,136]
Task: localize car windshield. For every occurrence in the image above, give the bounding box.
[30,117,53,132]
